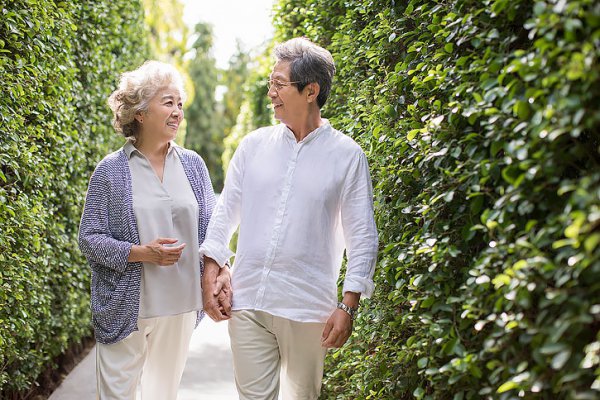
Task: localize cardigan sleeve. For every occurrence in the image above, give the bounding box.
[78,163,134,274]
[198,154,216,225]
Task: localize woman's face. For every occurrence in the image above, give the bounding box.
[139,84,184,143]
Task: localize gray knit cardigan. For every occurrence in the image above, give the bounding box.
[78,145,215,344]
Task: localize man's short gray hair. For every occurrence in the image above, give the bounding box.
[274,37,335,109]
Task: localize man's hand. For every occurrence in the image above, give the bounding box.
[321,292,360,348]
[215,265,232,316]
[202,257,232,321]
[321,309,353,348]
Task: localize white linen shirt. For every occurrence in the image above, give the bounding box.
[199,121,378,323]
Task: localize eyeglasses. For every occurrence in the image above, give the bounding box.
[266,79,301,92]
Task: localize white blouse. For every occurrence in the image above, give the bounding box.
[125,141,202,318]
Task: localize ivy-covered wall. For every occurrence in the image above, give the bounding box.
[273,0,600,398]
[0,0,148,393]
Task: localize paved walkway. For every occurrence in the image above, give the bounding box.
[49,318,237,400]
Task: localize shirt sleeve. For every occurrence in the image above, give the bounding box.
[78,165,133,274]
[340,151,379,298]
[198,138,247,267]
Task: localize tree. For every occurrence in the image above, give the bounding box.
[142,0,188,63]
[184,22,224,191]
[222,46,274,172]
[220,42,251,140]
[142,0,191,144]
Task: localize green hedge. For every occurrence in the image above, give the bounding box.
[0,0,148,393]
[273,0,600,398]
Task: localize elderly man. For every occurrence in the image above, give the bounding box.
[200,37,378,400]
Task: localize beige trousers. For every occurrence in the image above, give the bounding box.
[95,311,196,400]
[229,310,328,400]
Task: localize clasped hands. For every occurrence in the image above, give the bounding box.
[201,257,233,321]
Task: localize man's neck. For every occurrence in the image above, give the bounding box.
[288,110,324,142]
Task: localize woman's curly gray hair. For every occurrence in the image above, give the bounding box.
[107,60,186,139]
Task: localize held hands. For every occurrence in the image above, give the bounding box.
[214,270,232,318]
[201,257,233,322]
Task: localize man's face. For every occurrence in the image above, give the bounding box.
[267,61,306,124]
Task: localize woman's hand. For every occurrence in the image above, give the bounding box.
[128,237,186,266]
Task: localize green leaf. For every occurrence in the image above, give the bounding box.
[539,343,567,355]
[413,387,425,399]
[584,233,600,254]
[443,337,458,355]
[491,141,504,156]
[551,350,571,370]
[407,129,420,140]
[497,381,518,393]
[493,274,511,288]
[513,100,530,119]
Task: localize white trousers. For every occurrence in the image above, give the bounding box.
[96,311,196,400]
[229,310,328,400]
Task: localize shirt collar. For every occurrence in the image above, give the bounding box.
[123,140,177,159]
[282,119,331,144]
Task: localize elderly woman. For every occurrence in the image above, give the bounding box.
[79,60,230,400]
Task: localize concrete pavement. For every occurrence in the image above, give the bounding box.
[49,318,237,400]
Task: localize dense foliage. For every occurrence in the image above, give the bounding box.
[0,0,148,393]
[272,0,600,398]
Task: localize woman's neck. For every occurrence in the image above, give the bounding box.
[134,136,170,160]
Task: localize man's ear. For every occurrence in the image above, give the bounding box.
[306,82,320,103]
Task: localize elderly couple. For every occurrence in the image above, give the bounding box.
[78,37,378,400]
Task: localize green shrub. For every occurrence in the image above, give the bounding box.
[273,0,600,398]
[0,0,148,393]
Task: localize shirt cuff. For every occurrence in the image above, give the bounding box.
[199,241,234,268]
[342,276,375,299]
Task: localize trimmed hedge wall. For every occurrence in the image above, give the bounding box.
[273,0,600,398]
[0,0,148,393]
